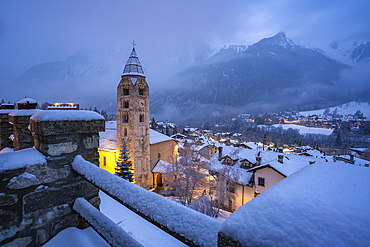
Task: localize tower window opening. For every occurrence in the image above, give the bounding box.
[124,100,129,108]
[139,88,144,95]
[140,114,144,123]
[141,127,144,136]
[123,113,129,123]
[124,128,128,136]
[123,88,129,95]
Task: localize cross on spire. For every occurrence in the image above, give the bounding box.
[131,40,136,48]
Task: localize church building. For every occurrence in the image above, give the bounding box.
[117,44,151,189]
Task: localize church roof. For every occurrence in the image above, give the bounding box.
[122,47,145,77]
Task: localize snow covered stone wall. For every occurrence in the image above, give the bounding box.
[30,110,105,165]
[0,111,104,247]
[0,110,14,150]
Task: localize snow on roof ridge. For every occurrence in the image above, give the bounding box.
[30,110,104,122]
[150,129,174,145]
[8,109,42,117]
[17,97,37,104]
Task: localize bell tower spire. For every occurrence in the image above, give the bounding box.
[117,43,150,188]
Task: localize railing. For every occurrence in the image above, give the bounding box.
[71,155,222,247]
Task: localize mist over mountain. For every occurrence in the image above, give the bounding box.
[151,32,370,123]
[4,32,370,121]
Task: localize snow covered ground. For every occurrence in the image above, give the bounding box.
[272,124,333,135]
[299,101,370,118]
[44,191,188,247]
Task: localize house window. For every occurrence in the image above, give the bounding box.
[139,114,144,123]
[158,153,161,159]
[258,177,265,187]
[102,156,106,167]
[123,88,129,95]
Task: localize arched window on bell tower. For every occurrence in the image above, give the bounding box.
[123,113,129,123]
[139,113,144,123]
[124,128,128,136]
[123,87,129,95]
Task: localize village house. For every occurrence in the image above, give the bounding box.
[207,145,323,211]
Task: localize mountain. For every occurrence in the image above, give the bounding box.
[151,32,369,123]
[7,40,215,111]
[322,36,370,65]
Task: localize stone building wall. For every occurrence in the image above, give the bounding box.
[0,111,104,247]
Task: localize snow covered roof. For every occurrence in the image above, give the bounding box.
[99,130,117,151]
[105,121,117,130]
[9,109,42,117]
[150,129,174,145]
[152,160,173,174]
[220,162,370,246]
[30,110,104,122]
[17,97,37,104]
[248,154,313,177]
[122,47,145,77]
[99,129,174,150]
[0,148,47,173]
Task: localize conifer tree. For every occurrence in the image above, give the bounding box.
[115,140,134,182]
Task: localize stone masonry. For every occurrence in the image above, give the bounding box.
[8,110,41,151]
[0,111,104,247]
[0,110,14,150]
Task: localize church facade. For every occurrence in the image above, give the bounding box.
[116,45,151,189]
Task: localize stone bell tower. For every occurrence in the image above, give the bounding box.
[117,42,151,189]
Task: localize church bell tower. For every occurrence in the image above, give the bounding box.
[117,42,150,188]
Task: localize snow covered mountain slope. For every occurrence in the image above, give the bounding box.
[151,32,358,122]
[300,101,370,118]
[320,36,370,65]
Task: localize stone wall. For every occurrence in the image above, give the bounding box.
[8,112,38,151]
[0,111,13,150]
[0,112,105,247]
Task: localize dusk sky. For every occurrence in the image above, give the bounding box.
[1,0,369,108]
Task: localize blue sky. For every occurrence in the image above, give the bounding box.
[0,0,369,109]
[1,0,369,79]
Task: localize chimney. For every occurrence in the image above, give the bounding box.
[278,155,284,163]
[255,156,261,166]
[218,146,223,161]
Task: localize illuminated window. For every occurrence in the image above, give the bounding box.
[158,153,161,159]
[258,177,265,187]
